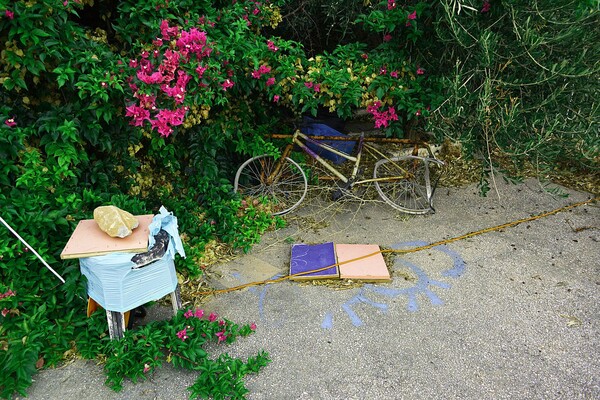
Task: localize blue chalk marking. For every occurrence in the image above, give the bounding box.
[357,293,388,312]
[342,302,363,327]
[340,288,390,327]
[367,284,403,297]
[438,245,466,278]
[321,312,334,329]
[391,260,452,312]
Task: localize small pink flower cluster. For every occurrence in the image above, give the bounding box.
[184,308,205,319]
[4,118,16,127]
[481,1,491,13]
[176,327,189,341]
[1,290,15,317]
[387,0,396,11]
[251,65,276,86]
[125,20,214,136]
[267,40,279,52]
[215,330,227,343]
[251,65,271,79]
[367,101,398,129]
[406,10,417,26]
[0,289,15,299]
[304,81,321,92]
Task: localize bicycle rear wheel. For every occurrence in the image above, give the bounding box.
[234,155,308,215]
[373,156,443,214]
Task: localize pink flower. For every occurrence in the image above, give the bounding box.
[250,322,257,331]
[258,65,271,74]
[1,308,8,317]
[135,93,156,109]
[125,104,150,127]
[313,83,321,92]
[216,331,227,343]
[406,21,412,27]
[184,309,194,319]
[367,101,381,114]
[0,290,15,299]
[267,40,279,52]
[383,34,392,42]
[251,70,261,79]
[388,107,398,122]
[4,118,16,127]
[408,11,417,20]
[266,77,275,86]
[5,10,14,19]
[379,66,387,75]
[387,0,396,10]
[129,59,138,68]
[415,109,422,116]
[208,312,218,322]
[176,328,188,341]
[481,0,491,13]
[304,82,313,89]
[221,79,234,91]
[160,20,179,40]
[361,53,368,60]
[218,320,226,326]
[150,108,186,137]
[390,71,399,78]
[253,8,260,15]
[368,103,398,129]
[196,65,208,78]
[137,70,164,84]
[194,309,204,318]
[143,363,150,373]
[273,95,280,102]
[150,119,173,137]
[416,67,425,75]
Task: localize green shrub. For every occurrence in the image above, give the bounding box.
[426,0,599,192]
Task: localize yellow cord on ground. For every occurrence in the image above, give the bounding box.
[192,197,598,297]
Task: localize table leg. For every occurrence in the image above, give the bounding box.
[171,285,182,315]
[106,310,126,340]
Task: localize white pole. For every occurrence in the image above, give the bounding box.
[0,216,66,284]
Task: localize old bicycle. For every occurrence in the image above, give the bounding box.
[234,130,444,215]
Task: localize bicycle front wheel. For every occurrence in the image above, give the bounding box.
[373,156,442,214]
[234,155,308,215]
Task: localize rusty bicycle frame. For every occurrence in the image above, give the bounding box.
[269,131,433,186]
[234,129,443,215]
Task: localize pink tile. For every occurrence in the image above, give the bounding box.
[336,244,391,281]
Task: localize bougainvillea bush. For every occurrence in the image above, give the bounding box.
[0,0,433,396]
[2,0,596,397]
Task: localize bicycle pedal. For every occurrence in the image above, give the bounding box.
[332,189,345,201]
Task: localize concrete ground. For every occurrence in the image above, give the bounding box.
[22,178,599,399]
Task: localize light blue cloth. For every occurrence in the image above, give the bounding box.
[79,206,185,313]
[147,206,186,259]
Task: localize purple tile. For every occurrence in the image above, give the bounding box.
[290,242,338,280]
